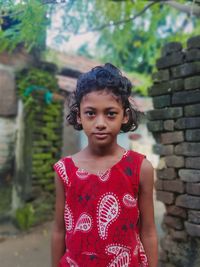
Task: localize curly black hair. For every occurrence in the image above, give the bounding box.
[66,63,139,132]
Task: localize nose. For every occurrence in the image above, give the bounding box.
[95,115,106,130]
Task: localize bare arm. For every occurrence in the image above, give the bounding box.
[51,174,66,267]
[138,159,158,267]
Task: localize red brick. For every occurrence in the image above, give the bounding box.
[176,194,200,209]
[186,183,200,196]
[188,210,200,224]
[175,142,200,156]
[152,69,170,82]
[161,131,184,144]
[185,222,200,237]
[159,250,168,261]
[171,62,200,78]
[163,180,185,193]
[165,156,184,168]
[163,215,183,230]
[175,117,200,129]
[169,229,187,241]
[179,169,200,182]
[157,191,175,204]
[164,120,174,131]
[147,107,183,120]
[162,42,182,56]
[185,157,200,169]
[155,179,163,190]
[157,168,176,180]
[166,205,187,218]
[153,144,174,156]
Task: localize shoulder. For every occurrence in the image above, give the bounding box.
[54,155,71,166]
[141,158,154,174]
[53,156,72,186]
[53,156,70,174]
[129,150,145,161]
[129,150,146,169]
[139,158,154,188]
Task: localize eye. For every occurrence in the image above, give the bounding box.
[107,111,117,118]
[85,111,95,117]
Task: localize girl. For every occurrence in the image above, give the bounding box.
[51,63,158,267]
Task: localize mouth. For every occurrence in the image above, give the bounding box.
[93,133,109,139]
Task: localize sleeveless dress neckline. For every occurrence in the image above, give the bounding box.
[69,149,129,177]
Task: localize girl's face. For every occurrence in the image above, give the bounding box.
[77,90,129,147]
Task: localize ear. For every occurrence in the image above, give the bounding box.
[77,110,81,124]
[122,108,129,124]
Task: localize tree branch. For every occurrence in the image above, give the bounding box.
[42,0,68,4]
[161,1,200,16]
[75,1,200,35]
[77,2,156,34]
[111,0,200,15]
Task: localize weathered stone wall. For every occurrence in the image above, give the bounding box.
[0,51,79,227]
[0,47,35,72]
[0,48,36,223]
[26,95,63,224]
[12,63,64,227]
[147,36,200,267]
[0,66,17,221]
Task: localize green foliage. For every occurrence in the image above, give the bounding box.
[90,0,198,74]
[44,1,200,83]
[43,49,63,67]
[32,195,55,224]
[18,68,58,94]
[15,203,35,230]
[129,71,152,96]
[0,0,49,52]
[17,68,58,108]
[1,0,200,91]
[0,187,12,214]
[77,43,93,58]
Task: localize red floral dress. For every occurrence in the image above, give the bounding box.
[54,150,149,267]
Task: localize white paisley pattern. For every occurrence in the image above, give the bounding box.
[66,256,79,267]
[136,233,148,267]
[106,244,131,267]
[97,192,120,240]
[122,193,137,208]
[64,203,74,232]
[74,212,93,233]
[54,160,69,185]
[76,168,90,180]
[97,169,111,182]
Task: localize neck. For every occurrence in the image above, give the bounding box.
[86,140,120,157]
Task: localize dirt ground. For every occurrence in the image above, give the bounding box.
[0,221,52,267]
[0,196,165,267]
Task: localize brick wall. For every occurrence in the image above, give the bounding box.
[147,36,200,267]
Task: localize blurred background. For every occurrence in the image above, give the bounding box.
[0,1,200,267]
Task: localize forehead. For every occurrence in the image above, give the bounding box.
[81,90,122,109]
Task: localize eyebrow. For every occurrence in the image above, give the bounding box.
[83,107,118,110]
[83,106,95,109]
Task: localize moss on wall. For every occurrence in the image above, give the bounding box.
[16,67,63,228]
[0,186,12,217]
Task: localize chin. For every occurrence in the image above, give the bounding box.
[90,139,110,147]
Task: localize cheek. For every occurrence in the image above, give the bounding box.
[80,118,92,131]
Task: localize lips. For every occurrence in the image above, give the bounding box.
[93,133,109,139]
